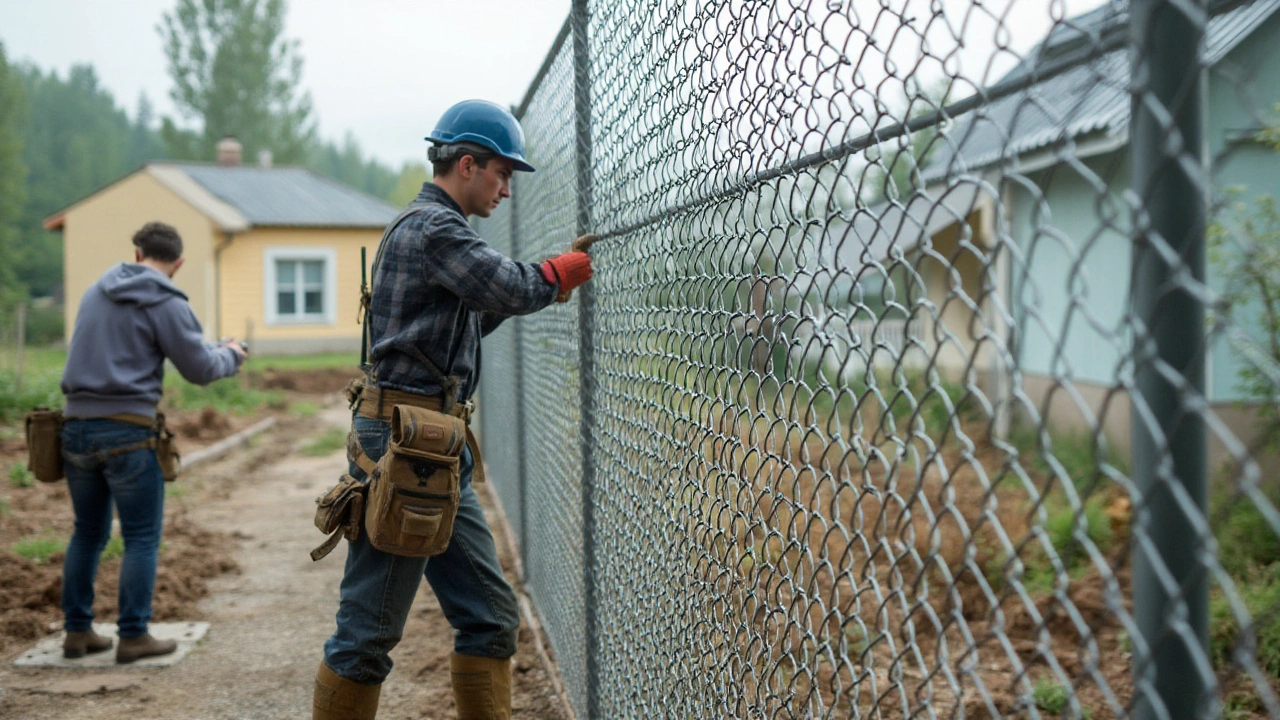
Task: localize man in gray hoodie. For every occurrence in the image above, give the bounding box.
[59,221,246,663]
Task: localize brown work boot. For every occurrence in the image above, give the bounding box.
[313,662,381,720]
[62,629,113,659]
[450,653,511,720]
[115,634,177,663]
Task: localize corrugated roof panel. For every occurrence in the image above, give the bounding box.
[920,0,1279,181]
[161,164,399,228]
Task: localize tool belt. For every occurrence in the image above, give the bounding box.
[23,409,179,483]
[310,380,484,561]
[102,413,181,482]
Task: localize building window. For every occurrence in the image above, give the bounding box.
[264,248,337,325]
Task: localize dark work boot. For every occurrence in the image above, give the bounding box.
[451,653,511,720]
[62,629,114,659]
[115,634,177,663]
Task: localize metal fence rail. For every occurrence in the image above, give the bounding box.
[476,0,1280,718]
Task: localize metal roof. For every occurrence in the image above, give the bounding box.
[156,163,399,229]
[922,0,1280,182]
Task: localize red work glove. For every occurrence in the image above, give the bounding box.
[541,251,593,302]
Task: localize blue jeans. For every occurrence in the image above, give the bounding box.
[61,418,165,638]
[323,415,520,684]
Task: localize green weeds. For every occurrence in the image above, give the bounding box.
[12,532,66,564]
[302,427,348,457]
[8,462,33,488]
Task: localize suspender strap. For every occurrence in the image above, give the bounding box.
[362,204,467,409]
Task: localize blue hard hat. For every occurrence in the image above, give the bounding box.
[425,99,535,173]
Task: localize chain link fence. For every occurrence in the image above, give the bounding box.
[475,0,1280,717]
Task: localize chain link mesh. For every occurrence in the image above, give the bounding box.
[475,1,1280,717]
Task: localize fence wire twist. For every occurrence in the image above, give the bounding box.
[476,0,1280,718]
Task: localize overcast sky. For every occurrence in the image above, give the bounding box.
[0,0,573,167]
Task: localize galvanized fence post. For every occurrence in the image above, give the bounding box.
[1130,0,1211,716]
[509,168,530,578]
[570,0,599,717]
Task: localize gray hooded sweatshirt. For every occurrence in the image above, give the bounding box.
[61,263,244,418]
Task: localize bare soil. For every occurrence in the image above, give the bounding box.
[0,369,569,720]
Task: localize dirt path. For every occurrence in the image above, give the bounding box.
[0,401,571,720]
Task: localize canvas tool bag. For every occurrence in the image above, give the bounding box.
[311,473,366,561]
[24,407,65,483]
[361,400,468,558]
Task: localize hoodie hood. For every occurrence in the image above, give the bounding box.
[98,263,188,307]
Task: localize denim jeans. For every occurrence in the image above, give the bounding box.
[323,415,520,684]
[61,418,165,638]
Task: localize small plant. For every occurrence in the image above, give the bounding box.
[1223,690,1264,720]
[1213,483,1280,579]
[1209,569,1280,676]
[1032,679,1071,715]
[0,493,10,517]
[1045,497,1113,562]
[8,462,33,488]
[99,535,124,561]
[12,532,67,564]
[302,427,348,457]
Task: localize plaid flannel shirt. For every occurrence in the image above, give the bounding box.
[367,183,557,400]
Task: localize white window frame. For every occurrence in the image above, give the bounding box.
[263,247,338,326]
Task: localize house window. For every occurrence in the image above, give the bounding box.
[264,248,337,325]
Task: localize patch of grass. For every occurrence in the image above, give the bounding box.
[1032,679,1077,716]
[12,532,67,564]
[0,361,65,423]
[8,462,33,488]
[165,483,189,499]
[1210,568,1280,676]
[1009,424,1123,494]
[0,494,10,517]
[164,375,285,414]
[302,427,348,457]
[1213,483,1280,579]
[99,535,124,562]
[1223,690,1265,720]
[1045,497,1112,561]
[289,401,320,418]
[246,352,359,371]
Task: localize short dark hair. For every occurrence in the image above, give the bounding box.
[132,222,183,262]
[429,142,495,178]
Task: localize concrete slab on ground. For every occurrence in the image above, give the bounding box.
[12,622,210,669]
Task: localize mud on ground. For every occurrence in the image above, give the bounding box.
[0,365,360,659]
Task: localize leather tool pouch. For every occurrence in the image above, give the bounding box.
[365,404,467,557]
[24,407,65,483]
[311,474,367,561]
[154,413,180,482]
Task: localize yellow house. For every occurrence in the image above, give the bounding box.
[45,150,398,355]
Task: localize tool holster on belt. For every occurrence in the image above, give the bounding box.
[103,413,181,482]
[310,379,485,561]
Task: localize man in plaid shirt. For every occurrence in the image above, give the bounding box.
[314,100,594,720]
